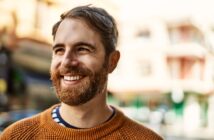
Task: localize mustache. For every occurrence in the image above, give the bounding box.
[60,66,91,75]
[50,66,92,82]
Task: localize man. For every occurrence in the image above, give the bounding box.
[0,5,163,140]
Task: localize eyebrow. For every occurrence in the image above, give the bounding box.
[52,42,96,50]
[52,43,64,50]
[73,42,96,50]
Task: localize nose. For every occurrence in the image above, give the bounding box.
[61,51,79,68]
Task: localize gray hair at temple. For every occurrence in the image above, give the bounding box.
[52,5,118,56]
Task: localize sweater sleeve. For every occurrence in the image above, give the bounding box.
[0,115,41,140]
[0,125,14,140]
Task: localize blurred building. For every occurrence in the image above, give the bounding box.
[107,1,214,139]
[109,17,214,96]
[107,0,214,97]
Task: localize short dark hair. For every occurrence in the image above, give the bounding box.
[52,5,118,56]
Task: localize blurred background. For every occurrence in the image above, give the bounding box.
[1,0,214,139]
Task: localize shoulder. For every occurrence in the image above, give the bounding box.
[114,108,163,140]
[0,113,42,140]
[124,118,163,139]
[0,105,56,140]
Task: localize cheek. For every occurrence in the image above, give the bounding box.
[50,60,56,71]
[88,59,107,73]
[50,59,60,73]
[50,59,61,82]
[50,58,61,72]
[50,63,55,73]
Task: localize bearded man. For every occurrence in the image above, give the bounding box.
[1,5,163,140]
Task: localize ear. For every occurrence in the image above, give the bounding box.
[107,50,120,73]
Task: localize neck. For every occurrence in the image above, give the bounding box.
[60,91,113,128]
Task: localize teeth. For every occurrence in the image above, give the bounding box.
[64,76,81,81]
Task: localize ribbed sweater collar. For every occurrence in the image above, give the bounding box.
[40,104,126,139]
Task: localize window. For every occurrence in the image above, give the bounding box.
[167,57,204,80]
[136,29,151,44]
[168,24,204,45]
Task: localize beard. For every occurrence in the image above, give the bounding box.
[50,64,108,106]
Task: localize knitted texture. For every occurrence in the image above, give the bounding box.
[0,105,163,140]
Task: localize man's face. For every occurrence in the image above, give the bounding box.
[50,18,108,106]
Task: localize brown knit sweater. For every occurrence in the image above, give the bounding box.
[0,105,163,140]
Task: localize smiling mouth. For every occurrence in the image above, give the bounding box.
[61,75,86,86]
[63,75,83,81]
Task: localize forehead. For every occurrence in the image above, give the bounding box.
[54,18,102,47]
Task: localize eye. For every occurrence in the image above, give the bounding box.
[78,47,89,51]
[77,47,91,54]
[53,48,65,55]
